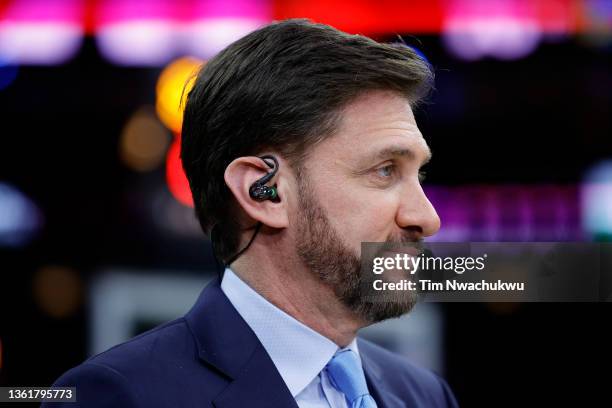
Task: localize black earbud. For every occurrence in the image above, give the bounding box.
[249,155,280,202]
[215,155,280,269]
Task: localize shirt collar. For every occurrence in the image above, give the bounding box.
[220,267,359,397]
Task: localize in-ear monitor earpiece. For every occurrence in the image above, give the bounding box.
[249,155,280,202]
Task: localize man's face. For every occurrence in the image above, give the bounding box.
[294,90,440,323]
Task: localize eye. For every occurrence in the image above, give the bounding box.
[375,164,395,178]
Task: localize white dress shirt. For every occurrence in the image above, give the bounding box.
[220,267,366,408]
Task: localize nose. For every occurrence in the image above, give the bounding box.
[396,184,441,239]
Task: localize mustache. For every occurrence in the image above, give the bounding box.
[375,235,426,254]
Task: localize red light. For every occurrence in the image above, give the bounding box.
[273,0,444,35]
[166,136,193,207]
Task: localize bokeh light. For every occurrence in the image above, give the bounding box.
[581,160,612,240]
[95,0,177,66]
[442,0,560,60]
[443,17,542,60]
[155,56,203,133]
[0,0,84,65]
[0,182,43,247]
[426,185,582,242]
[187,17,266,58]
[119,106,171,172]
[443,0,543,60]
[187,0,270,57]
[33,265,83,319]
[578,0,612,49]
[0,60,18,90]
[96,20,177,66]
[165,137,193,208]
[0,1,609,65]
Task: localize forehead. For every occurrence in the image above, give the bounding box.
[322,90,430,162]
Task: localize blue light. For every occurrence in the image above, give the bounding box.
[581,160,612,239]
[0,60,18,91]
[0,182,43,247]
[392,40,431,66]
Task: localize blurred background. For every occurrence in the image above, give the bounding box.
[0,0,611,406]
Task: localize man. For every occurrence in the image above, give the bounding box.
[45,19,458,407]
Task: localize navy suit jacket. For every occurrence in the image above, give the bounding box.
[44,278,459,407]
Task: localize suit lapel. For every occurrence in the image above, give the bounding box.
[359,339,406,408]
[184,279,298,408]
[212,343,299,408]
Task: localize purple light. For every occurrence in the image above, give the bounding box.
[95,0,177,66]
[96,20,178,66]
[186,18,266,58]
[0,0,84,65]
[96,0,176,26]
[95,0,271,65]
[191,0,270,18]
[185,0,270,58]
[2,0,83,22]
[0,22,83,64]
[425,185,582,242]
[443,17,542,60]
[443,0,542,60]
[580,0,612,48]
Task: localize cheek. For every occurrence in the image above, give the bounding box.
[317,180,398,243]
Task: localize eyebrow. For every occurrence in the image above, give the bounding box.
[367,145,432,167]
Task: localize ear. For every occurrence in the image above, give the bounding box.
[224,155,289,229]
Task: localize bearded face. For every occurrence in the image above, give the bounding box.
[295,174,420,324]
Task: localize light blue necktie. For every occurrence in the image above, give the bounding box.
[326,349,378,408]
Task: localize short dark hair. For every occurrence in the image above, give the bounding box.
[181,18,433,262]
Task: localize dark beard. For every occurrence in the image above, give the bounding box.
[295,175,418,324]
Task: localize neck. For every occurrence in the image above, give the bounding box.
[230,244,367,347]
